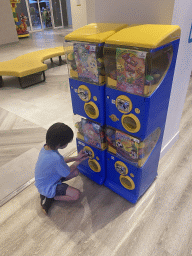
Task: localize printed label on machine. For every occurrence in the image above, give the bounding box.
[116,98,130,113]
[73,43,99,84]
[115,163,127,175]
[78,141,85,147]
[78,88,89,101]
[116,48,147,96]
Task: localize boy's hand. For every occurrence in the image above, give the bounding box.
[70,151,89,172]
[76,150,89,162]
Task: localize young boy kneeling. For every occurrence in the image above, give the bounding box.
[35,123,88,215]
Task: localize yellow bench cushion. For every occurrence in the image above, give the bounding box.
[0,58,47,77]
[0,46,71,78]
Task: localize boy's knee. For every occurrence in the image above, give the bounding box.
[73,190,80,201]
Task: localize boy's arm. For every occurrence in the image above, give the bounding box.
[69,160,81,172]
[64,150,88,163]
[64,156,77,163]
[69,153,89,173]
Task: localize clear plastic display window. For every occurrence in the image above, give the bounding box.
[64,41,105,85]
[75,117,106,150]
[104,45,173,97]
[106,126,161,167]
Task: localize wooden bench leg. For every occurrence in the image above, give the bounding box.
[42,71,46,82]
[50,56,65,66]
[0,76,3,88]
[59,56,62,66]
[18,71,46,89]
[18,77,24,89]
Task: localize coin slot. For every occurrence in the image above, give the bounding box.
[122,114,141,133]
[120,175,135,190]
[88,159,101,172]
[84,102,99,119]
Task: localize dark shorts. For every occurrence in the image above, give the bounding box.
[55,177,69,196]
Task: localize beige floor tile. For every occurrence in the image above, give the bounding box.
[0,148,40,202]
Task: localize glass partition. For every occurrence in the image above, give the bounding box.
[51,0,63,27]
[28,0,42,30]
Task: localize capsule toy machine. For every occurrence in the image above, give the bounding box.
[105,126,161,203]
[104,24,181,139]
[103,24,181,203]
[64,23,127,125]
[74,116,107,185]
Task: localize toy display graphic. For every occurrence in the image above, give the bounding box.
[66,42,105,85]
[116,48,147,96]
[106,126,161,167]
[75,118,106,150]
[104,40,174,97]
[104,24,181,203]
[73,43,102,84]
[116,130,140,164]
[10,0,29,38]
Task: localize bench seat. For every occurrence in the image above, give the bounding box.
[0,46,72,88]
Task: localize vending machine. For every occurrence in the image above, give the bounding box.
[65,23,127,184]
[103,24,181,202]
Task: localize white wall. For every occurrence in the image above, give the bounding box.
[70,0,87,30]
[86,0,95,24]
[94,0,175,25]
[161,0,192,156]
[0,0,18,46]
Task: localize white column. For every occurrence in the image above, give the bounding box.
[161,0,192,157]
[86,0,95,24]
[70,0,88,30]
[0,0,18,46]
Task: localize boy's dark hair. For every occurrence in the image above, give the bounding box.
[46,123,74,150]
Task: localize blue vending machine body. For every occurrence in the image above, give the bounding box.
[69,78,106,125]
[76,138,106,185]
[105,40,180,140]
[105,127,163,203]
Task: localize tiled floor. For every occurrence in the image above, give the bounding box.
[1,29,192,256]
[0,28,76,205]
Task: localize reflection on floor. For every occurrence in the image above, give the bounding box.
[1,29,192,256]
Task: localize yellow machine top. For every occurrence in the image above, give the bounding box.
[105,24,181,48]
[65,23,128,43]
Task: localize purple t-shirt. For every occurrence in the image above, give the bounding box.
[35,146,70,198]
